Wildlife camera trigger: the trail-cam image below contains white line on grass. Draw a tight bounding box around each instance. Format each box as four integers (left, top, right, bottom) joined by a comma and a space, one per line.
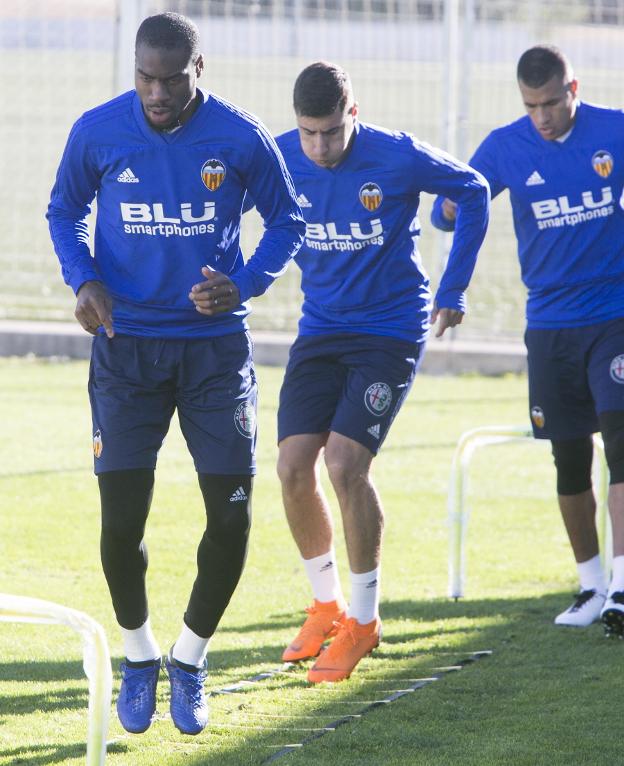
260, 650, 492, 764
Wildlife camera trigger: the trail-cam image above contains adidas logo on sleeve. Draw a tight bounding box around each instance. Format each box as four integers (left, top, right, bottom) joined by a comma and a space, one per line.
117, 167, 140, 183
296, 193, 312, 208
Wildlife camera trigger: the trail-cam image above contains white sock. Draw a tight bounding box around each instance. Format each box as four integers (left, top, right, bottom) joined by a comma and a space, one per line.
608, 555, 624, 595
172, 623, 210, 668
347, 567, 380, 625
302, 549, 344, 604
121, 617, 161, 663
577, 554, 607, 594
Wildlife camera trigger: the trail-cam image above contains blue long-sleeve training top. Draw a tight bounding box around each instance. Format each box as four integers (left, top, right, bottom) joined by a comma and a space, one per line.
275, 122, 490, 343
431, 102, 624, 329
47, 88, 305, 337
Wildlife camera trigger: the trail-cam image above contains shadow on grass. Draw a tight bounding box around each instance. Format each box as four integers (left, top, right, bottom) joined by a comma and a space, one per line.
0, 658, 85, 683
167, 591, 618, 765
198, 592, 582, 675
3, 686, 88, 716
0, 741, 129, 766
1, 592, 617, 766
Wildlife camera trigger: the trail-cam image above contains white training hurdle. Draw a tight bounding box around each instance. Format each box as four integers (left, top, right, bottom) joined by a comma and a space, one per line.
0, 594, 112, 765
447, 425, 611, 599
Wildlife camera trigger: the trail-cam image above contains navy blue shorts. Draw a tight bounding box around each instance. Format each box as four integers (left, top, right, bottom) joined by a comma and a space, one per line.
278, 333, 424, 454
525, 317, 624, 440
89, 332, 257, 475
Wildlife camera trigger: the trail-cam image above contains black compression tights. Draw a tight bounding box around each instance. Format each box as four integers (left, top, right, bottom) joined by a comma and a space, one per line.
185, 473, 253, 637
99, 469, 253, 636
99, 468, 154, 630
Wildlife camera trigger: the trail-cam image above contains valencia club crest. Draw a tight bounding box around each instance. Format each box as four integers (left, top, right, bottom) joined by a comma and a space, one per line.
359, 182, 383, 211
592, 150, 613, 178
201, 159, 226, 191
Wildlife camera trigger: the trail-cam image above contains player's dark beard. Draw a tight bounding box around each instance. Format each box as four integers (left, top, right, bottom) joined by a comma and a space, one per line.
152, 94, 201, 132
157, 116, 182, 132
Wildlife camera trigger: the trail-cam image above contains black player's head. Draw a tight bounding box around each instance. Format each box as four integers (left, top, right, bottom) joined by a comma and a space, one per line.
134, 13, 204, 131
136, 12, 200, 61
516, 46, 578, 141
293, 62, 358, 169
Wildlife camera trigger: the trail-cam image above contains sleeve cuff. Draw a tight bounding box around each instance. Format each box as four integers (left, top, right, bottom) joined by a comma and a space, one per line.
68, 267, 100, 296
434, 288, 466, 313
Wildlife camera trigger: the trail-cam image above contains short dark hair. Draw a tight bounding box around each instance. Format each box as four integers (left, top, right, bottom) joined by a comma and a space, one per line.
293, 61, 353, 117
135, 12, 200, 61
517, 45, 573, 88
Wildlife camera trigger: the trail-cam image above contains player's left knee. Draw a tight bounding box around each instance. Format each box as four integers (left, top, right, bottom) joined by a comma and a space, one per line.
325, 455, 370, 495
598, 410, 624, 484
324, 435, 373, 489
198, 473, 253, 543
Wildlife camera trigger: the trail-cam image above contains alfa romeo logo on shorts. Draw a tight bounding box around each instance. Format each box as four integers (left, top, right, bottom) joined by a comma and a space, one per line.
234, 401, 256, 438
530, 406, 545, 429
364, 382, 392, 416
609, 354, 624, 384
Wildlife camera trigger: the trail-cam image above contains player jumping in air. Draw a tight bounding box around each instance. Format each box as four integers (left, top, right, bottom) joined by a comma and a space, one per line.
47, 12, 304, 735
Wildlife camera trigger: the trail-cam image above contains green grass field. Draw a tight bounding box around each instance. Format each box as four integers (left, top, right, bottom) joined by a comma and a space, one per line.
0, 357, 621, 765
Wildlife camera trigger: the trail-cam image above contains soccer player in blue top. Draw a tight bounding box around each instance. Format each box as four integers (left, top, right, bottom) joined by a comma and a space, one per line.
47, 13, 304, 735
272, 61, 489, 682
432, 45, 624, 636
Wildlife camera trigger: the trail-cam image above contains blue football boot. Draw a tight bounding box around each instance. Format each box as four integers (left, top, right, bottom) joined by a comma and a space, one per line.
166, 654, 209, 735
116, 658, 161, 733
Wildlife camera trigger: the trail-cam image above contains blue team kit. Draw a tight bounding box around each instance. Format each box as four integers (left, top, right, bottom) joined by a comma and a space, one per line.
432, 102, 624, 329
278, 333, 424, 453
47, 88, 304, 337
276, 121, 489, 343
432, 101, 624, 438
89, 332, 257, 474
47, 88, 304, 471
525, 318, 624, 440
274, 121, 489, 447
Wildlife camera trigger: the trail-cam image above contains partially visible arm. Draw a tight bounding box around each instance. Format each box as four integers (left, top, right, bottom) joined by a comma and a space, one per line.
430, 135, 505, 235
410, 139, 490, 323
47, 119, 114, 334
46, 119, 102, 295
228, 127, 305, 303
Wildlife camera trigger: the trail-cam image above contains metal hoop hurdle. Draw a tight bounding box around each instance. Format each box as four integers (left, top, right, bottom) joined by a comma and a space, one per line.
447, 426, 611, 599
0, 594, 112, 765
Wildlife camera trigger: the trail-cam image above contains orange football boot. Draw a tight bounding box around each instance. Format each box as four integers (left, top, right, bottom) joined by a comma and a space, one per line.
282, 599, 347, 662
307, 616, 381, 683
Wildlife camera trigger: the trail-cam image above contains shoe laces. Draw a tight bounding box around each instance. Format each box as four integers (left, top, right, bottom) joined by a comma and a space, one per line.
171, 666, 207, 708
121, 665, 157, 711
570, 589, 597, 611
323, 618, 358, 658
610, 591, 624, 604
